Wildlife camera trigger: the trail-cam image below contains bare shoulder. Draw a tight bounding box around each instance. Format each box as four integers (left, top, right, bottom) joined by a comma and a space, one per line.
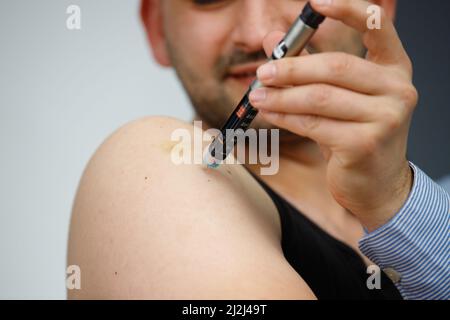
68, 116, 315, 299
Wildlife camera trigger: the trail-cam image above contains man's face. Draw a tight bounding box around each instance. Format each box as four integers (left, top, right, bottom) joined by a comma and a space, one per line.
144, 0, 366, 136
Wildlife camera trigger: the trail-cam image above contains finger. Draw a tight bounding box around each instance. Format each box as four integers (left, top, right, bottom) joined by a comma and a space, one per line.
311, 0, 411, 71
249, 84, 381, 122
258, 111, 361, 149
257, 52, 402, 95
262, 31, 286, 58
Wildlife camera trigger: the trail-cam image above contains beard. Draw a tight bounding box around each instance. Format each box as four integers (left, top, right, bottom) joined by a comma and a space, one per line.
164, 41, 305, 142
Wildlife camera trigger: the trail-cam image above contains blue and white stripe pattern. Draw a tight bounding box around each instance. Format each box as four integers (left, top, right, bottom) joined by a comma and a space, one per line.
359, 162, 450, 300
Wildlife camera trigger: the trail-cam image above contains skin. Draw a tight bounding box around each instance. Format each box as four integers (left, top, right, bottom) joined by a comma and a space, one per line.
68, 117, 315, 299
68, 0, 418, 298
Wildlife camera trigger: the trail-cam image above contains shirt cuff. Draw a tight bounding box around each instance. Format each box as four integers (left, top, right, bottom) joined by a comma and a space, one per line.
358, 161, 450, 300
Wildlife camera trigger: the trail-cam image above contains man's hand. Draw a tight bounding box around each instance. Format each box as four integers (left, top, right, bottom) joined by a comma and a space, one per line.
249, 0, 417, 232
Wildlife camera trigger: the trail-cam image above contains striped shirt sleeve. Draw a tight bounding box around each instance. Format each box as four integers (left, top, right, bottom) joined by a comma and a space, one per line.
358, 161, 450, 300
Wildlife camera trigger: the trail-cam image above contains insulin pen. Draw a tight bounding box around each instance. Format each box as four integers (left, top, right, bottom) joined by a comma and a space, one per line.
203, 2, 325, 169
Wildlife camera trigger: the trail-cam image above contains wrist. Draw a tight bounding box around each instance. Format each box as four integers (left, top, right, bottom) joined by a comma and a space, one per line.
359, 161, 414, 233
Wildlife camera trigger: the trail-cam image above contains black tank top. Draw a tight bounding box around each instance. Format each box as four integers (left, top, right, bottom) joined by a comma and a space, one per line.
254, 176, 402, 300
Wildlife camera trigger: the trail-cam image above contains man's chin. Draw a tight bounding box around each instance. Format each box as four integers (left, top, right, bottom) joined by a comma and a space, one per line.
224, 76, 257, 100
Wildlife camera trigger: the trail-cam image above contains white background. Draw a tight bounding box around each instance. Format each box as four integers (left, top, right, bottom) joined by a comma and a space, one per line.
0, 0, 192, 299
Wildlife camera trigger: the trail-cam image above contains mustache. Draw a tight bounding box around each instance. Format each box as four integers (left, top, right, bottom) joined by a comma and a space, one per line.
214, 44, 317, 79
214, 49, 268, 78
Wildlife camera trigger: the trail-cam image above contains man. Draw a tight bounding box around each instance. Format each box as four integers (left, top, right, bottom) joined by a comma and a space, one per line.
67, 0, 449, 299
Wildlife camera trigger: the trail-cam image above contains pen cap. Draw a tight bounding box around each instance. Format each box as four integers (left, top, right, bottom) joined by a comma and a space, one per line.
300, 2, 326, 29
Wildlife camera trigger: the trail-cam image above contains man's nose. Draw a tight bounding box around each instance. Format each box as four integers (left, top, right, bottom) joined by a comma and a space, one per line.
230, 1, 283, 54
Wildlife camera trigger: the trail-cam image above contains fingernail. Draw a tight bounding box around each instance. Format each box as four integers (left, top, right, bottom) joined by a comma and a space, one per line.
313, 0, 332, 6
257, 63, 276, 81
249, 88, 267, 103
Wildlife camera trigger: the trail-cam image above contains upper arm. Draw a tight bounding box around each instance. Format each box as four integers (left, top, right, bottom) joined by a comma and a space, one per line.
67, 116, 315, 299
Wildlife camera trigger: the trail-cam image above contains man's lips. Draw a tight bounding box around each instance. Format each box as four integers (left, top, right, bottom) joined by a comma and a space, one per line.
225, 61, 266, 87
227, 61, 265, 77
224, 49, 314, 87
